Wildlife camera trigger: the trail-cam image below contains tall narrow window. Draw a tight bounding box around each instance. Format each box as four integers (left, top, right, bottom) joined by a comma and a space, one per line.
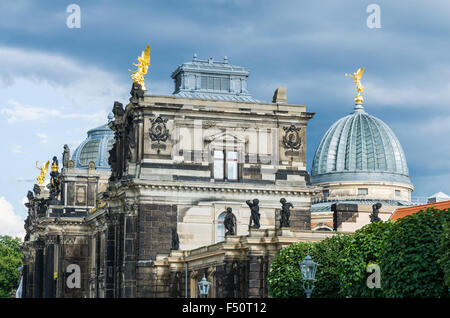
213, 150, 224, 180
226, 151, 238, 180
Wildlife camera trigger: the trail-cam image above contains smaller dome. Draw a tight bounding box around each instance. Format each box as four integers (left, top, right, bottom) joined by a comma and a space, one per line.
72, 119, 115, 170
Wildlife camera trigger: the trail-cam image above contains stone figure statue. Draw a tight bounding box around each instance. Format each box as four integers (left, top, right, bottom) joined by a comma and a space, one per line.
280, 198, 293, 228
33, 184, 41, 196
112, 101, 124, 118
370, 203, 382, 223
26, 191, 34, 202
62, 144, 70, 168
171, 228, 179, 250
49, 156, 61, 204
224, 207, 235, 236
246, 199, 261, 229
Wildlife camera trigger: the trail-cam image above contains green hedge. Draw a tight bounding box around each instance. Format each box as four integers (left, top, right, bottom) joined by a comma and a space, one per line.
381, 207, 450, 297
267, 207, 450, 298
338, 221, 393, 297
439, 221, 450, 288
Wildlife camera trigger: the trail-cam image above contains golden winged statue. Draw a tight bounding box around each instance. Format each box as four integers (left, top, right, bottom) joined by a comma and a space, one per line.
36, 160, 50, 186
129, 45, 150, 90
345, 67, 365, 103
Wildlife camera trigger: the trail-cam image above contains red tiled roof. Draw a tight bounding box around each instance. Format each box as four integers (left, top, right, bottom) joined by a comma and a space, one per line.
389, 200, 450, 221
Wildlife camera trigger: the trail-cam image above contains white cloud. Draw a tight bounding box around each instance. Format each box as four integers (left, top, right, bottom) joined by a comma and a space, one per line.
0, 46, 129, 119
0, 197, 25, 239
37, 132, 48, 144
13, 145, 24, 154
2, 99, 108, 125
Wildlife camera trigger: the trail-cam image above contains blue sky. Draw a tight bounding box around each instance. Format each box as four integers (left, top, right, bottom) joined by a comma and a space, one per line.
1, 0, 449, 237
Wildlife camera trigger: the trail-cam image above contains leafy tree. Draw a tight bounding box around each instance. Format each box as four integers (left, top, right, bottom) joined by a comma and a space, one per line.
267, 241, 312, 298
338, 221, 394, 298
381, 207, 450, 297
267, 234, 351, 298
307, 233, 351, 298
0, 235, 23, 298
439, 221, 450, 288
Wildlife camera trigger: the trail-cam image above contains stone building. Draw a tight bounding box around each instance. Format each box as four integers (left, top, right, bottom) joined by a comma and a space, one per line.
21, 56, 415, 298
21, 56, 329, 298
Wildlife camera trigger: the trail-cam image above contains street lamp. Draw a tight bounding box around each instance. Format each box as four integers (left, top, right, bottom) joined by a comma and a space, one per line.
299, 254, 318, 298
197, 274, 211, 298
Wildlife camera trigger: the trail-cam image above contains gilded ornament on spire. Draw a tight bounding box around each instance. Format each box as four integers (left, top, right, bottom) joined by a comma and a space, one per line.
129, 45, 150, 90
36, 160, 50, 186
345, 67, 365, 103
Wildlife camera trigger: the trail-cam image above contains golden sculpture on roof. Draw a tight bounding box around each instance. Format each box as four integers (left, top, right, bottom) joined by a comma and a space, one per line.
36, 160, 50, 186
345, 67, 365, 103
130, 45, 150, 90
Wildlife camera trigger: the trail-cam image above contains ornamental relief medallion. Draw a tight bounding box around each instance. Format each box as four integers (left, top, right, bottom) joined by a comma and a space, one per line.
282, 125, 302, 151
149, 115, 170, 154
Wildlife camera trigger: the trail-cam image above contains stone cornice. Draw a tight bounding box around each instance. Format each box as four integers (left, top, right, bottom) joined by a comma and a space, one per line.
117, 179, 322, 197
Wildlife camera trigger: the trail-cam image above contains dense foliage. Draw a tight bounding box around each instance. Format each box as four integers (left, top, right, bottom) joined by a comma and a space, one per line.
338, 221, 393, 297
0, 236, 23, 298
268, 207, 450, 298
439, 220, 450, 288
381, 207, 450, 297
267, 234, 351, 298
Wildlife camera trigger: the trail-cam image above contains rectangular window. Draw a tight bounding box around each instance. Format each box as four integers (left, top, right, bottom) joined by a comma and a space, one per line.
201, 76, 207, 89
226, 151, 238, 180
358, 188, 368, 195
395, 190, 401, 197
213, 150, 224, 180
323, 190, 329, 199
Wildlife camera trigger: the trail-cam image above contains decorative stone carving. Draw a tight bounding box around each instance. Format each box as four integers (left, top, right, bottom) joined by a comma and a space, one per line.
171, 228, 179, 250
108, 142, 118, 181
246, 199, 261, 229
126, 116, 135, 160
370, 203, 382, 223
282, 125, 301, 151
48, 156, 61, 204
112, 101, 124, 118
67, 160, 75, 169
150, 115, 169, 154
224, 207, 235, 236
190, 270, 198, 279
130, 82, 144, 101
280, 198, 293, 227
27, 191, 34, 202
62, 144, 70, 168
33, 184, 41, 196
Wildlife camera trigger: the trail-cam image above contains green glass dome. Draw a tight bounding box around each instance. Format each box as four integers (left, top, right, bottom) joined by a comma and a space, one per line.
71, 114, 115, 170
311, 103, 412, 185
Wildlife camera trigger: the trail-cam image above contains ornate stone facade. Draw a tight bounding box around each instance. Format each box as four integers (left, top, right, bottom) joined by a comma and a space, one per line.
21, 57, 325, 298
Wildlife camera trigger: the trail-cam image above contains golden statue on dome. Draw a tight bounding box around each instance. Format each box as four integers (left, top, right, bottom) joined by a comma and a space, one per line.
36, 160, 50, 186
130, 45, 150, 90
346, 67, 365, 103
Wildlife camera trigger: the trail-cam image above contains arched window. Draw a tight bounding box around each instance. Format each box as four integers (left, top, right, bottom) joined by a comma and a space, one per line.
217, 211, 236, 242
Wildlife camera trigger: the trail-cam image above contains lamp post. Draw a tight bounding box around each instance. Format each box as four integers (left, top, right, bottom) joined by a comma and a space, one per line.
197, 274, 211, 298
299, 254, 318, 298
